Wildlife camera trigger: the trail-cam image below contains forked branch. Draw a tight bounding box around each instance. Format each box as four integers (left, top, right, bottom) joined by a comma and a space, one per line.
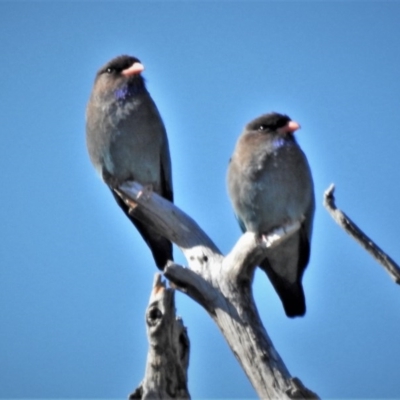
119, 181, 318, 399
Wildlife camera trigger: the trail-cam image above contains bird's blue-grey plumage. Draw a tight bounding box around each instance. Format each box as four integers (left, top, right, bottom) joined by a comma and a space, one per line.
86, 55, 173, 270
227, 112, 315, 317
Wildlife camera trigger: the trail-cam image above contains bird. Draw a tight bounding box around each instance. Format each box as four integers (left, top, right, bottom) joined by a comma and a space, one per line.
86, 55, 173, 270
227, 112, 315, 317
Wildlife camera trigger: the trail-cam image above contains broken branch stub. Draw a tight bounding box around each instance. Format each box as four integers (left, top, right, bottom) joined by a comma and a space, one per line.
130, 274, 190, 400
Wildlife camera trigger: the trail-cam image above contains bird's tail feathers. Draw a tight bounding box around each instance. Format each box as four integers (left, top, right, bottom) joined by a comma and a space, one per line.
131, 217, 173, 270
259, 259, 306, 318
111, 190, 173, 270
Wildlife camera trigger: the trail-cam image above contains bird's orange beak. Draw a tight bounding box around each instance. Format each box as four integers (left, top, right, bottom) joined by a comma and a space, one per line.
282, 120, 301, 134
121, 62, 145, 76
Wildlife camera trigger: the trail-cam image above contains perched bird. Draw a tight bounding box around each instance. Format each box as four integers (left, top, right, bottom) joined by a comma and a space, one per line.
227, 112, 315, 317
86, 55, 173, 270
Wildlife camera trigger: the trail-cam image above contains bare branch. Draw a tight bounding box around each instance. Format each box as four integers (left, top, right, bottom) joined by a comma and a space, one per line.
224, 222, 302, 282
130, 274, 190, 400
323, 184, 400, 284
118, 181, 318, 399
117, 182, 221, 273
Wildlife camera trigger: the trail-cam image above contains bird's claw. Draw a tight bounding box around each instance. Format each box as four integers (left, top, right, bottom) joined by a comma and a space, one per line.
136, 184, 153, 201
114, 189, 139, 213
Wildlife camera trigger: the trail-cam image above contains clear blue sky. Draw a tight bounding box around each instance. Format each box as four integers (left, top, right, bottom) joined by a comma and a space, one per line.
1, 2, 400, 398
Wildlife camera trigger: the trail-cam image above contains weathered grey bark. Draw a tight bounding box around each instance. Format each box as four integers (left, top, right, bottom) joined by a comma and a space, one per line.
130, 274, 190, 400
117, 182, 318, 399
323, 184, 400, 284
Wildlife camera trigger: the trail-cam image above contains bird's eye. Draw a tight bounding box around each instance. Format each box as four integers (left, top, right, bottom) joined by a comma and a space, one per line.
258, 125, 266, 131
105, 67, 115, 74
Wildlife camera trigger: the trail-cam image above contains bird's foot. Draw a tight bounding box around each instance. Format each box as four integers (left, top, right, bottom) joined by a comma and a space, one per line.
136, 184, 153, 201
113, 190, 139, 214
261, 218, 303, 248
261, 232, 282, 247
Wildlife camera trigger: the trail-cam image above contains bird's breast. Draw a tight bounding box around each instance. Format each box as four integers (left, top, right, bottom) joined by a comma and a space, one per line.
87, 91, 166, 192
229, 141, 313, 234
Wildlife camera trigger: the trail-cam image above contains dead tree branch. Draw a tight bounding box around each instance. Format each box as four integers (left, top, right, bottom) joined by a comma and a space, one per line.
323, 184, 400, 284
118, 181, 318, 399
130, 274, 190, 400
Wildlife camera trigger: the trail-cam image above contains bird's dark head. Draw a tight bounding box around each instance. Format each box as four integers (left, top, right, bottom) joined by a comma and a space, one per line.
98, 55, 143, 77
93, 55, 147, 100
246, 112, 300, 136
